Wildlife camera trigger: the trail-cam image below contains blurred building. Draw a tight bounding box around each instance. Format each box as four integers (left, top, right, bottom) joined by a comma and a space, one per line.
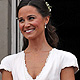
0, 0, 23, 79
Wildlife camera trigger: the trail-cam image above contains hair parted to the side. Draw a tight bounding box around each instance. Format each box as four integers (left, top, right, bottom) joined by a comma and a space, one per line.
17, 0, 59, 50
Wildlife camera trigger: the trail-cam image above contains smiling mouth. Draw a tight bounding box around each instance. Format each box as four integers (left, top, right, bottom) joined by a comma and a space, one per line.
25, 28, 35, 33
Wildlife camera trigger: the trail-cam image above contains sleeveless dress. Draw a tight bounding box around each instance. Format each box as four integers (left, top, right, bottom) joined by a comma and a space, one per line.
0, 48, 79, 80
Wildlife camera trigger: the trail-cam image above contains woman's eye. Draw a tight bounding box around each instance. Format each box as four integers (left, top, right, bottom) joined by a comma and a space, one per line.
28, 17, 35, 20
19, 19, 24, 22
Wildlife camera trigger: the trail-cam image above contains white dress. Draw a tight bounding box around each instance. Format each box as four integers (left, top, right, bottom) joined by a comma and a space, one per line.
0, 48, 79, 80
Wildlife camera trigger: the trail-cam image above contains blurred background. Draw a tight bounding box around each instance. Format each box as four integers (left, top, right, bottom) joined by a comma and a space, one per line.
0, 0, 79, 80
47, 0, 80, 79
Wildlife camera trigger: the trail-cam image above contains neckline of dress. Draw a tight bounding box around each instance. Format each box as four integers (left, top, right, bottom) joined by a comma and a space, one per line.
23, 48, 55, 80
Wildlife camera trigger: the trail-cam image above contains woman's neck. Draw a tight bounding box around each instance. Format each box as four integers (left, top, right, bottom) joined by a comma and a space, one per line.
25, 33, 52, 52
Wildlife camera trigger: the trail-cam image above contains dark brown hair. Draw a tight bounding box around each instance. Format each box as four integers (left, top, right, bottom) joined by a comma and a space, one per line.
17, 0, 59, 50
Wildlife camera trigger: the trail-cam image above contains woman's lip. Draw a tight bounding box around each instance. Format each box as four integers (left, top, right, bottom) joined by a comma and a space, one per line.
24, 28, 35, 33
24, 28, 35, 31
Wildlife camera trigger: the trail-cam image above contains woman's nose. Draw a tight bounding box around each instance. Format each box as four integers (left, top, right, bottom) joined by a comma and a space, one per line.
24, 21, 30, 27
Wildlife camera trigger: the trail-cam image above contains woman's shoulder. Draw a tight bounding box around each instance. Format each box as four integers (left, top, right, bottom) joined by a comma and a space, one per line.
51, 48, 78, 64
52, 48, 79, 73
52, 48, 76, 58
1, 51, 24, 65
0, 51, 24, 72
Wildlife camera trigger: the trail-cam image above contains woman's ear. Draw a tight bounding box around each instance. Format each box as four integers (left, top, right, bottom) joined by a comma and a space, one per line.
45, 16, 50, 25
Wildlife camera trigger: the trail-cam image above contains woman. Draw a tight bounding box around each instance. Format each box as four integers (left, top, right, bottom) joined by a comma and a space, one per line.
0, 0, 79, 80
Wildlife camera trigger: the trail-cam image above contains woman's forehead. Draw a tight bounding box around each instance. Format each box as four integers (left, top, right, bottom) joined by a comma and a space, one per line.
18, 6, 42, 17
19, 6, 37, 12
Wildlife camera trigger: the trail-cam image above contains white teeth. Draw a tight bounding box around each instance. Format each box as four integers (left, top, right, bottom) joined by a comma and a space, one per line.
26, 29, 34, 33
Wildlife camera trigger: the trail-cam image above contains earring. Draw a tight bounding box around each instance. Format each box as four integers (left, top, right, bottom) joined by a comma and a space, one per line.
45, 23, 47, 28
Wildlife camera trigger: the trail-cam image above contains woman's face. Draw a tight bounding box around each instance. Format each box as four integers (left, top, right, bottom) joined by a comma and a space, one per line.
18, 5, 49, 40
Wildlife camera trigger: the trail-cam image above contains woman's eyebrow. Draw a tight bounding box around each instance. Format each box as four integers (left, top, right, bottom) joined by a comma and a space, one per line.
27, 15, 36, 18
18, 15, 36, 20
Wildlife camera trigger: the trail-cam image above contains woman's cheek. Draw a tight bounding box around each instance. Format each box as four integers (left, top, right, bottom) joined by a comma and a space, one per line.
32, 20, 41, 28
19, 23, 23, 30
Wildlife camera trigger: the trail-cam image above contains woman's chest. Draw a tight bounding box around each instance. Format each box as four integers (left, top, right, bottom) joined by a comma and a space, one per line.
25, 52, 49, 79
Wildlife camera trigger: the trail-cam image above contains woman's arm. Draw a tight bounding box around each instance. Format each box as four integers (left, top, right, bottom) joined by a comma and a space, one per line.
61, 67, 75, 80
2, 70, 13, 80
